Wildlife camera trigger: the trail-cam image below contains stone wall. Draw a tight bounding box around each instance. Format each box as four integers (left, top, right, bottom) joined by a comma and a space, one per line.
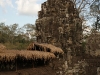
35, 0, 82, 55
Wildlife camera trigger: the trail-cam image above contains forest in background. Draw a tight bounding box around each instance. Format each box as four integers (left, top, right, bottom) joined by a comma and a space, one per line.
0, 22, 36, 50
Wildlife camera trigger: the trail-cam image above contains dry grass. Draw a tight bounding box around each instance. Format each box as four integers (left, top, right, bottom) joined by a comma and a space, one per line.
19, 50, 55, 60
0, 50, 56, 62
0, 43, 63, 62
27, 43, 64, 54
0, 53, 16, 62
38, 43, 64, 54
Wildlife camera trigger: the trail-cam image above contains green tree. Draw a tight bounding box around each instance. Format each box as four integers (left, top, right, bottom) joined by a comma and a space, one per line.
23, 23, 36, 40
8, 23, 19, 44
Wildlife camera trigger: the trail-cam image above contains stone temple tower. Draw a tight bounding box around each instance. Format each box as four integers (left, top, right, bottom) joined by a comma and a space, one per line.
35, 0, 82, 55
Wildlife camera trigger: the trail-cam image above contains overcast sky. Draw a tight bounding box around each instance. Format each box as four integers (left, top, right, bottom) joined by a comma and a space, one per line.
0, 0, 47, 27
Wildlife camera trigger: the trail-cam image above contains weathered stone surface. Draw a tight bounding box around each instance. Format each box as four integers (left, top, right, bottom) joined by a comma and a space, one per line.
35, 0, 82, 55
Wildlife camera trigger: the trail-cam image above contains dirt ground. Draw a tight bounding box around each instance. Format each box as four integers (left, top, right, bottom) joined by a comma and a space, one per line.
0, 66, 56, 75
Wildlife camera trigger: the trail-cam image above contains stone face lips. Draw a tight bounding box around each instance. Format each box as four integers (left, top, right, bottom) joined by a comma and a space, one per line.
35, 0, 82, 54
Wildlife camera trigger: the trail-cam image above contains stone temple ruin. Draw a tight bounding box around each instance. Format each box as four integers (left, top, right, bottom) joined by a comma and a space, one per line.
35, 0, 82, 56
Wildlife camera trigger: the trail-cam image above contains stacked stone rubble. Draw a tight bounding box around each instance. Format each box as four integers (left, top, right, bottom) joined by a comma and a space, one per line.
35, 0, 82, 56
86, 31, 100, 56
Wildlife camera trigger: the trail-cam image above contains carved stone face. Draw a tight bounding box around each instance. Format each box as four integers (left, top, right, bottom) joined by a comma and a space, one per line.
36, 0, 82, 49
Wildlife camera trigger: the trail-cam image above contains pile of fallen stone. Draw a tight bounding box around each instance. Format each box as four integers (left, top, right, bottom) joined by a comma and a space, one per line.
55, 59, 88, 75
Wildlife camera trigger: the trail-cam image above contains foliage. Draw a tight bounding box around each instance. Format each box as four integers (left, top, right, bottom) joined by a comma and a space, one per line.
0, 22, 36, 50
71, 0, 92, 13
94, 16, 100, 30
90, 0, 100, 16
4, 42, 29, 50
90, 0, 100, 30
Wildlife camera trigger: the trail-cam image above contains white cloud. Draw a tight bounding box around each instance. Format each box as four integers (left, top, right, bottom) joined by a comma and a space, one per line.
2, 19, 7, 22
15, 0, 41, 16
0, 19, 7, 23
6, 0, 13, 8
0, 0, 5, 7
0, 0, 13, 13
